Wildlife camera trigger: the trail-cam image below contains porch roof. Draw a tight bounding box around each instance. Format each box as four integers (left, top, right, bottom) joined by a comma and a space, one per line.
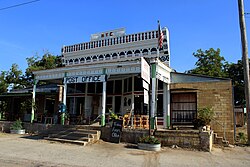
171, 72, 231, 83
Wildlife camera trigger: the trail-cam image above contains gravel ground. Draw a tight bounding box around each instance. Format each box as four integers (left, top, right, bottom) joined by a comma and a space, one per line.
0, 133, 250, 167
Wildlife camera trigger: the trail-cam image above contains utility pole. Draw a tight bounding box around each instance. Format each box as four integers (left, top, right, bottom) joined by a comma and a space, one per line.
238, 0, 250, 144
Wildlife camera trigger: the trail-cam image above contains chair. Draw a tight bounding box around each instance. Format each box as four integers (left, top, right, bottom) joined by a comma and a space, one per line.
123, 112, 131, 128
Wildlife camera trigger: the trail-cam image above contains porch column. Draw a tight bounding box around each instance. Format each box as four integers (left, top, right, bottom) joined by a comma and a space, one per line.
101, 69, 107, 126
163, 83, 170, 128
150, 61, 157, 132
31, 79, 38, 123
101, 81, 107, 126
131, 76, 135, 128
61, 74, 67, 125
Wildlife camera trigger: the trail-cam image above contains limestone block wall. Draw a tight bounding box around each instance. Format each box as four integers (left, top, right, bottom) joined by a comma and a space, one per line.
170, 80, 234, 143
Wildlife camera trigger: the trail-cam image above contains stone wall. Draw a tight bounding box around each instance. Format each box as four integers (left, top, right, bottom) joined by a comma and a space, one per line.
170, 80, 234, 143
155, 129, 213, 152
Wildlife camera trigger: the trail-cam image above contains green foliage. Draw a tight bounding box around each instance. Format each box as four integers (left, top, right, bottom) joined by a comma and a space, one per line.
138, 135, 160, 144
187, 48, 227, 77
24, 52, 63, 87
0, 71, 8, 93
193, 107, 214, 128
110, 112, 118, 120
225, 60, 245, 105
187, 48, 247, 105
10, 119, 23, 130
238, 132, 247, 144
5, 64, 24, 90
108, 108, 118, 120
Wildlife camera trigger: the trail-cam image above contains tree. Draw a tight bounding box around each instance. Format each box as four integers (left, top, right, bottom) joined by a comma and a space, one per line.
225, 60, 245, 105
0, 71, 8, 93
5, 64, 24, 90
24, 52, 63, 87
187, 48, 227, 77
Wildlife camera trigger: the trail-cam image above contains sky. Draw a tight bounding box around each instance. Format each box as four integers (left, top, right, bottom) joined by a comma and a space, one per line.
0, 0, 249, 73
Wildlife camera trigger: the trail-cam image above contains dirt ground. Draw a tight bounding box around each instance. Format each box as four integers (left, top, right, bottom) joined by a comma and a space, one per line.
0, 133, 250, 167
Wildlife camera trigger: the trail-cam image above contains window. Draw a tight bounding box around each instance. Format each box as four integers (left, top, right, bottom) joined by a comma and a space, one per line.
171, 93, 197, 125
87, 83, 95, 93
134, 77, 143, 91
112, 53, 118, 59
107, 81, 114, 94
76, 83, 85, 93
127, 51, 132, 57
128, 77, 132, 92
99, 55, 104, 61
105, 54, 111, 60
92, 56, 97, 61
114, 80, 122, 94
74, 59, 79, 64
96, 82, 103, 93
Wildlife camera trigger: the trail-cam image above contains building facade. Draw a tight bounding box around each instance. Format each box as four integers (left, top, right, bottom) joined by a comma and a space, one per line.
2, 27, 234, 143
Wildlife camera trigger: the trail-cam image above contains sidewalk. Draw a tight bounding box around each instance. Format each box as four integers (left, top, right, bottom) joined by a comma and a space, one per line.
0, 133, 250, 167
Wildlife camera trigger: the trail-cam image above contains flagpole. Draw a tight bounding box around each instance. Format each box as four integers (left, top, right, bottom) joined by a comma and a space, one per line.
149, 20, 164, 136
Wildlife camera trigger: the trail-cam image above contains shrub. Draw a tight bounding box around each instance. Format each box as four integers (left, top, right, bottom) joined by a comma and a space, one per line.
10, 119, 23, 130
193, 107, 214, 128
138, 135, 160, 144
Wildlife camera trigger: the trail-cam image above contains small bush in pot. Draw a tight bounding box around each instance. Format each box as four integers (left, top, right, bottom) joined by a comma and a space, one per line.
138, 135, 161, 151
138, 135, 160, 144
10, 119, 25, 134
193, 107, 214, 130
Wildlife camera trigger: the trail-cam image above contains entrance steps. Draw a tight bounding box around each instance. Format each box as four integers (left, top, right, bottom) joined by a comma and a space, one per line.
213, 133, 229, 147
42, 126, 101, 146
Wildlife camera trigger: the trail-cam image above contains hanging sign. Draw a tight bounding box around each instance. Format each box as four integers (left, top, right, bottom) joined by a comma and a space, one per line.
141, 57, 150, 84
143, 80, 149, 91
66, 75, 106, 83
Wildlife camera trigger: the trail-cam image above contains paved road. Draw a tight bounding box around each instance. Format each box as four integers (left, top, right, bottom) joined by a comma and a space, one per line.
0, 133, 250, 167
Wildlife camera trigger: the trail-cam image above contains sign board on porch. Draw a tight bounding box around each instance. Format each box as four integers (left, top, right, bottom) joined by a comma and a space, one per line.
65, 75, 106, 84
141, 57, 150, 84
144, 89, 149, 104
142, 80, 149, 91
110, 119, 123, 143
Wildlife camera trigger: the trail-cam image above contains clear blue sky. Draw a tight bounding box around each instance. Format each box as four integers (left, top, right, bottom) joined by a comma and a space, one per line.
0, 0, 249, 73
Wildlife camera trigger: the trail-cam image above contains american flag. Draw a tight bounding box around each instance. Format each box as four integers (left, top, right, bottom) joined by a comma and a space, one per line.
158, 20, 164, 49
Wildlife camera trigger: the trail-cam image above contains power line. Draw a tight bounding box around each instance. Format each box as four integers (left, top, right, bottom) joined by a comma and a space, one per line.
0, 0, 40, 11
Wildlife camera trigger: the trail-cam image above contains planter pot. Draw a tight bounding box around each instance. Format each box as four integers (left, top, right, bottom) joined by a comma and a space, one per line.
10, 129, 25, 134
138, 143, 161, 151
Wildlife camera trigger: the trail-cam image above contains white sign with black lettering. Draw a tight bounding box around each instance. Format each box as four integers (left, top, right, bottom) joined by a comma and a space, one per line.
66, 75, 106, 84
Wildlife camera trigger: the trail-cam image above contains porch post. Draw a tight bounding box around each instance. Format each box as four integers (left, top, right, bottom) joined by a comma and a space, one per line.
61, 73, 67, 125
150, 60, 157, 132
101, 69, 107, 126
31, 79, 38, 123
163, 83, 170, 128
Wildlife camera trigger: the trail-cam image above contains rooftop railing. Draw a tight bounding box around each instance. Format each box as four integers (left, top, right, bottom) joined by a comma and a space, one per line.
62, 30, 159, 54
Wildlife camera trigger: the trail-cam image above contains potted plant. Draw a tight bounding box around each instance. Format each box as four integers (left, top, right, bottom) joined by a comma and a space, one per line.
10, 119, 25, 134
138, 135, 161, 151
107, 109, 118, 126
193, 107, 214, 131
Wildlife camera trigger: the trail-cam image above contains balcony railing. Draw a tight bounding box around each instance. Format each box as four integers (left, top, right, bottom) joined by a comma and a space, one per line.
62, 30, 159, 54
